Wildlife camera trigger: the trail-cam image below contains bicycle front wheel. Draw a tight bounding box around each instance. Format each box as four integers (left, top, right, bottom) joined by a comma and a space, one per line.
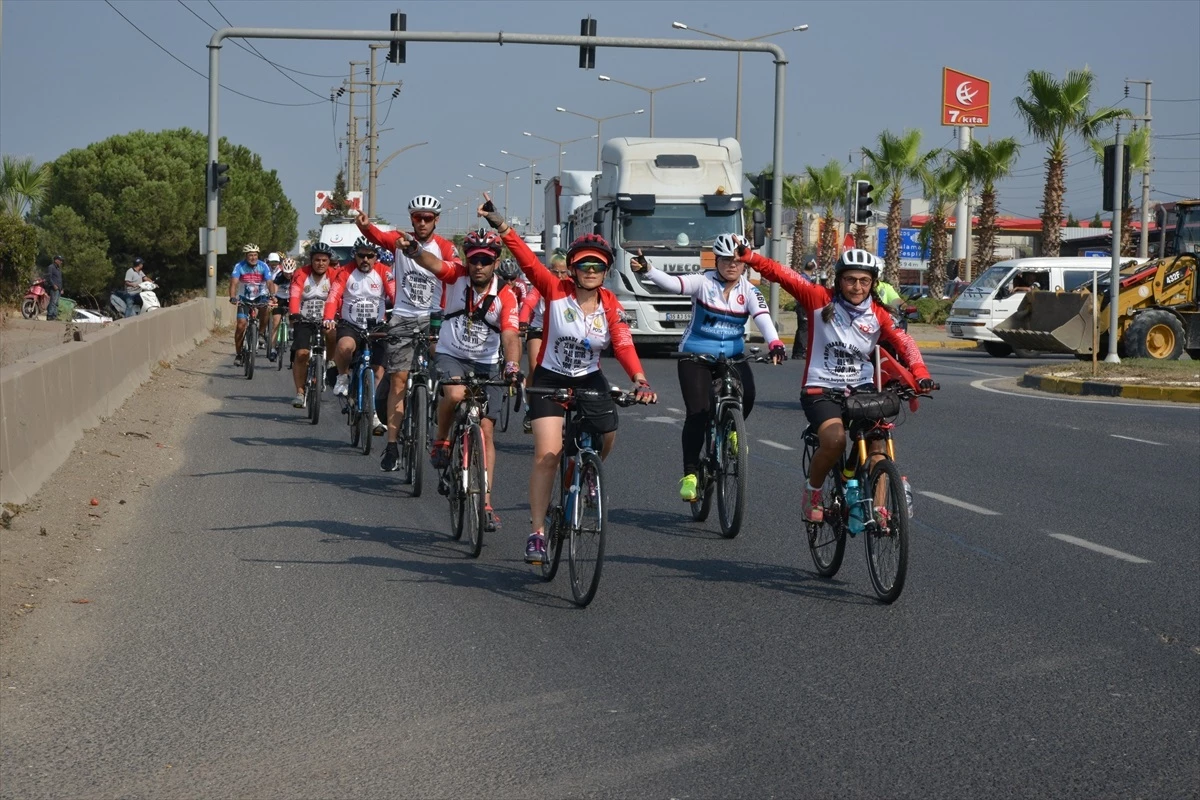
568, 451, 607, 607
865, 457, 909, 604
359, 369, 374, 456
541, 464, 565, 581
448, 435, 465, 541
804, 443, 847, 578
276, 321, 287, 371
465, 424, 486, 558
307, 352, 323, 425
407, 384, 427, 497
715, 405, 748, 538
244, 321, 257, 380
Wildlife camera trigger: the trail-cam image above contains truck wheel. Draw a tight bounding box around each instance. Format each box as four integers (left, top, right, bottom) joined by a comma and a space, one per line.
1187, 349, 1200, 361
983, 342, 1012, 358
1125, 310, 1185, 361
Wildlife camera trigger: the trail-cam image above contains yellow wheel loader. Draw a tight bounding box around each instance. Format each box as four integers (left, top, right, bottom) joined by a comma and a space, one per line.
994, 200, 1200, 361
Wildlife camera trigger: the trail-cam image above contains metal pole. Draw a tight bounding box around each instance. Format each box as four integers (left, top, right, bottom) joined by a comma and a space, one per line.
347, 62, 356, 192
367, 47, 378, 217
1106, 125, 1124, 363
768, 57, 786, 319
205, 40, 220, 305
953, 126, 971, 274
595, 121, 602, 170
1138, 81, 1152, 259
735, 51, 742, 142
528, 162, 536, 233
504, 173, 510, 220
649, 91, 655, 136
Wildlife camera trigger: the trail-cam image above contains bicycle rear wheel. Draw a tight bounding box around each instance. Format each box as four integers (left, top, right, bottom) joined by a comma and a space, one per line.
307, 352, 323, 425
803, 441, 847, 578
448, 436, 465, 541
689, 461, 714, 522
716, 405, 748, 538
359, 369, 374, 456
498, 388, 512, 433
568, 451, 607, 607
406, 384, 427, 496
276, 321, 286, 371
865, 457, 909, 603
465, 424, 486, 558
540, 465, 565, 581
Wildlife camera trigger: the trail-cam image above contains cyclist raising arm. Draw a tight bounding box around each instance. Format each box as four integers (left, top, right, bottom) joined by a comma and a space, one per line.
738, 245, 934, 522
630, 233, 786, 502
478, 194, 656, 564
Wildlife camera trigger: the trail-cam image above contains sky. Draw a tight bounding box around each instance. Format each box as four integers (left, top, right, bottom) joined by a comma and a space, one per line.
2, 0, 1198, 233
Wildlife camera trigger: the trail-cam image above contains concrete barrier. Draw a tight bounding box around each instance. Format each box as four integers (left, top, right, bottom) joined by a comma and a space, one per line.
0, 299, 227, 505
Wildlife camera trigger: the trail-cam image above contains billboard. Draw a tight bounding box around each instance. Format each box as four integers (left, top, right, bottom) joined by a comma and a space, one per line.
942, 67, 990, 127
315, 190, 363, 215
877, 227, 930, 271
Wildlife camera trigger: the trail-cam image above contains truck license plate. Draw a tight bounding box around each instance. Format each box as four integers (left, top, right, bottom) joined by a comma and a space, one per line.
949, 323, 963, 336
665, 312, 692, 322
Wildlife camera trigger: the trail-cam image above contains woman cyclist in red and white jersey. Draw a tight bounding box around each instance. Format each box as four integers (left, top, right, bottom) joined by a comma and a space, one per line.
286, 243, 339, 408
516, 248, 572, 433
737, 245, 936, 522
477, 196, 656, 564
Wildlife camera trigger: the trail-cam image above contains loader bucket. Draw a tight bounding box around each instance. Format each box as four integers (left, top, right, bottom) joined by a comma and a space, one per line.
992, 291, 1097, 354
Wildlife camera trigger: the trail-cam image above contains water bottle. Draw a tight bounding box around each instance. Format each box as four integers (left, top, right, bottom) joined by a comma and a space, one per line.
565, 483, 579, 525
902, 476, 915, 519
845, 479, 864, 536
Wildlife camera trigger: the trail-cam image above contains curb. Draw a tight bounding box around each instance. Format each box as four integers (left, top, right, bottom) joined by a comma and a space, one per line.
777, 334, 979, 351
1022, 373, 1200, 403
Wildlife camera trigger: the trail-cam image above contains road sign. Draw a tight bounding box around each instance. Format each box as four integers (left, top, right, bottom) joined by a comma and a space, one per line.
198, 226, 227, 255
1082, 249, 1109, 257
315, 190, 363, 215
942, 67, 990, 127
877, 227, 930, 260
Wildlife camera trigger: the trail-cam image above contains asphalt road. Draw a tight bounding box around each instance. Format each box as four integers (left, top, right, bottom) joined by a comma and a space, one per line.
3, 345, 1198, 799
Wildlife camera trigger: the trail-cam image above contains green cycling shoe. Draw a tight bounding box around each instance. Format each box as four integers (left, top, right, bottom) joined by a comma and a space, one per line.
679, 473, 699, 502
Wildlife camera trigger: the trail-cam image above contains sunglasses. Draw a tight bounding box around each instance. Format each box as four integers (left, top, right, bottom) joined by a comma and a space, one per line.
410, 213, 437, 223
356, 252, 377, 260
467, 255, 497, 266
840, 275, 873, 286
573, 260, 608, 274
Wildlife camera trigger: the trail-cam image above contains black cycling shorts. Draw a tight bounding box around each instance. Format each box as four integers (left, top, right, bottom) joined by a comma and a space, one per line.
526, 327, 544, 341
801, 393, 844, 429
527, 366, 618, 435
292, 321, 325, 353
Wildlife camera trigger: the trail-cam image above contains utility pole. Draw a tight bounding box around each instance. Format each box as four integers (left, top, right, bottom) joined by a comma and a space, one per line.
953, 126, 973, 281
345, 60, 367, 193
1106, 122, 1125, 363
1126, 78, 1153, 259
366, 44, 403, 217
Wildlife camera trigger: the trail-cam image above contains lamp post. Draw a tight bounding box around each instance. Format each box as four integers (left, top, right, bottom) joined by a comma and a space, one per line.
555, 107, 645, 169
477, 163, 522, 221
465, 173, 498, 200
597, 75, 706, 136
368, 141, 427, 218
522, 131, 598, 175
670, 21, 808, 142
500, 148, 560, 232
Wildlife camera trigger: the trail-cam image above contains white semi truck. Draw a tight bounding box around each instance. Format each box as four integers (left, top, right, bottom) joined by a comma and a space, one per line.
562, 138, 762, 345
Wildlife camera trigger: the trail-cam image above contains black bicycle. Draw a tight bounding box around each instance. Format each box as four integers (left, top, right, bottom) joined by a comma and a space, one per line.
528, 386, 643, 607
299, 316, 326, 425
396, 328, 434, 496
339, 321, 387, 457
437, 373, 509, 558
681, 350, 773, 538
237, 299, 270, 380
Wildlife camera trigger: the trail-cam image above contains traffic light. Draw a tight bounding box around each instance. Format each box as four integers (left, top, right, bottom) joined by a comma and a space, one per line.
210, 162, 230, 193
1102, 144, 1130, 212
579, 16, 596, 69
750, 173, 775, 224
388, 10, 406, 64
853, 180, 874, 224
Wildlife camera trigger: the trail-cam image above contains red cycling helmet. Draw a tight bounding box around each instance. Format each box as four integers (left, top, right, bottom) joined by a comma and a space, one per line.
463, 228, 503, 259
566, 233, 613, 267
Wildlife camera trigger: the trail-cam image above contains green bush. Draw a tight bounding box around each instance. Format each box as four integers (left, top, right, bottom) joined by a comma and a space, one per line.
915, 297, 953, 325
0, 212, 39, 302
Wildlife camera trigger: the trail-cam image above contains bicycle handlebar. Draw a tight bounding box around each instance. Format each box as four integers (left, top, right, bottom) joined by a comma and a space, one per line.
526, 385, 645, 408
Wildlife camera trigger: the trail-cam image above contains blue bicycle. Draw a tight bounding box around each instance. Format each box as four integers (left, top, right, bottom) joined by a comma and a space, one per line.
339, 321, 387, 456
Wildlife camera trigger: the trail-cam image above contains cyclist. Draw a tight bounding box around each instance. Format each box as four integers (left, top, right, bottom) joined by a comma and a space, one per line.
736, 245, 934, 522
370, 247, 399, 435
397, 227, 523, 530
229, 243, 276, 366
477, 195, 656, 564
630, 233, 787, 502
324, 237, 396, 397
518, 248, 572, 433
267, 254, 295, 363
354, 197, 457, 472
287, 243, 338, 408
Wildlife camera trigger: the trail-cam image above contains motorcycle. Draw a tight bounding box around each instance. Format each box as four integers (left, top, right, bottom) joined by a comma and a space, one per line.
109, 280, 161, 318
21, 278, 50, 319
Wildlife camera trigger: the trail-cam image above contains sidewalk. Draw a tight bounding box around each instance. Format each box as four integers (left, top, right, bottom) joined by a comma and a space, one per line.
773, 315, 979, 351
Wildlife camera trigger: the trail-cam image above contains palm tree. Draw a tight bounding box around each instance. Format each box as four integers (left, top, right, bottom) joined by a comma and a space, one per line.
952, 137, 1021, 271
781, 174, 812, 269
1013, 68, 1128, 257
805, 160, 846, 271
863, 130, 939, 285
1088, 127, 1150, 256
0, 155, 49, 219
918, 159, 966, 299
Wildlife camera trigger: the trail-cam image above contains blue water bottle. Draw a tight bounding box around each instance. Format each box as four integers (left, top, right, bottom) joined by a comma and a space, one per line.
845, 479, 865, 536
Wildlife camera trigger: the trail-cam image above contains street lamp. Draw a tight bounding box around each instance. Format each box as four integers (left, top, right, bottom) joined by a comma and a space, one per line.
555, 107, 645, 170
522, 131, 598, 175
368, 140, 428, 217
465, 173, 499, 203
477, 163, 523, 220
597, 75, 706, 136
670, 21, 808, 142
500, 148, 561, 232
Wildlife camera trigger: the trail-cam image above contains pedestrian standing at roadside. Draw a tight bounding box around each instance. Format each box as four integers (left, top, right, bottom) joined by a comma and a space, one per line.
123, 257, 147, 318
793, 258, 818, 358
45, 255, 64, 320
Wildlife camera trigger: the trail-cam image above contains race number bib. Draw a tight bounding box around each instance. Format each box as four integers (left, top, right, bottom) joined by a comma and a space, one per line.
351, 298, 378, 325
301, 298, 325, 319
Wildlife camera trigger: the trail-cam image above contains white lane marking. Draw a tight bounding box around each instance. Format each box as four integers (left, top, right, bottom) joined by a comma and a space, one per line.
758, 439, 795, 451
666, 407, 685, 415
1111, 434, 1166, 446
918, 491, 1001, 516
971, 378, 1200, 410
1047, 532, 1152, 564
921, 359, 1008, 378
642, 416, 681, 425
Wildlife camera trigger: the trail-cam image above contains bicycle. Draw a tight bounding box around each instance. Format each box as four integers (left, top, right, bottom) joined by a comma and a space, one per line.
395, 328, 435, 496
436, 373, 509, 558
339, 320, 387, 457
800, 366, 935, 604
298, 317, 326, 426
681, 349, 772, 538
237, 299, 270, 380
527, 386, 643, 607
272, 311, 292, 371
497, 381, 524, 433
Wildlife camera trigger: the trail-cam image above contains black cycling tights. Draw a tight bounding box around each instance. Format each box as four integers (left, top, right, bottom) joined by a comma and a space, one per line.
678, 358, 756, 475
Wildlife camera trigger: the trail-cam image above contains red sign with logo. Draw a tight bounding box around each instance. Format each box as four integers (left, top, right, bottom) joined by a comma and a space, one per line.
941, 67, 990, 127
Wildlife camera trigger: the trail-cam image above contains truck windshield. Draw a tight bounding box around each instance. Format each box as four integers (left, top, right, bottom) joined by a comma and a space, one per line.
1178, 204, 1200, 254
620, 204, 740, 249
966, 265, 1013, 293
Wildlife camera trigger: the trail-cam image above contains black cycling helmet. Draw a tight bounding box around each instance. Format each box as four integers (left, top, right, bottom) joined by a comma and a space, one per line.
353, 235, 375, 252
310, 242, 334, 257
496, 258, 521, 282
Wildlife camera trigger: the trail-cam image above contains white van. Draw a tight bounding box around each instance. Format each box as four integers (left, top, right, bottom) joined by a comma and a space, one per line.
947, 257, 1137, 357
319, 219, 394, 267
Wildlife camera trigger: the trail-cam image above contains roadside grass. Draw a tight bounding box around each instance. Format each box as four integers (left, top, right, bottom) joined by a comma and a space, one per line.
1029, 358, 1200, 385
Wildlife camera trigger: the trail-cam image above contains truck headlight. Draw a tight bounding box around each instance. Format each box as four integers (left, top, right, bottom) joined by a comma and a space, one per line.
624, 309, 638, 329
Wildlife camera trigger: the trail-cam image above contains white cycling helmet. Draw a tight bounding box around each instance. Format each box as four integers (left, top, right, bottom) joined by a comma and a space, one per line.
835, 248, 882, 278
712, 233, 747, 258
280, 257, 297, 273
242, 243, 260, 254
408, 194, 441, 214
266, 251, 281, 264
